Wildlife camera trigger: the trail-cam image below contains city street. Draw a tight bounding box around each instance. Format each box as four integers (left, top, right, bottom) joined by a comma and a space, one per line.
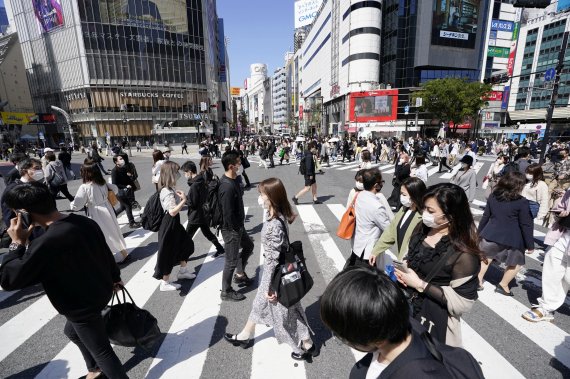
0, 147, 568, 379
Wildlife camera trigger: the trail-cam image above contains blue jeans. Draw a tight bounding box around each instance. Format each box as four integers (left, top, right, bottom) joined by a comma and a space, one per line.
220, 226, 254, 293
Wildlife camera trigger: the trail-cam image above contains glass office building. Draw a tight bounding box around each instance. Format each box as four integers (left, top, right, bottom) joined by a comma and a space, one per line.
10, 0, 220, 143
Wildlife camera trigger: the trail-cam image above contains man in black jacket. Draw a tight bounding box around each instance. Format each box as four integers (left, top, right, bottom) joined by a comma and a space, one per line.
181, 160, 224, 257
4, 152, 26, 185
0, 182, 128, 379
267, 139, 276, 168
218, 152, 254, 301
111, 154, 141, 228
292, 142, 321, 205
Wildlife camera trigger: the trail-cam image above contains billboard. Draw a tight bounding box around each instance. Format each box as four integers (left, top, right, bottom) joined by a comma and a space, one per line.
0, 112, 37, 125
230, 87, 241, 96
33, 0, 64, 33
349, 90, 398, 122
294, 0, 323, 29
488, 46, 510, 58
491, 19, 514, 32
558, 0, 570, 12
431, 0, 482, 49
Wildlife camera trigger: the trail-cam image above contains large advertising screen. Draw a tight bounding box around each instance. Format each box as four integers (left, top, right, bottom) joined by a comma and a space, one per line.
431, 0, 482, 49
294, 0, 323, 29
349, 90, 398, 123
98, 0, 188, 33
33, 0, 64, 33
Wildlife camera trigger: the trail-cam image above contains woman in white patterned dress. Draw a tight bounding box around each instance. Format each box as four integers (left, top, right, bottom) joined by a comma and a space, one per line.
224, 178, 317, 361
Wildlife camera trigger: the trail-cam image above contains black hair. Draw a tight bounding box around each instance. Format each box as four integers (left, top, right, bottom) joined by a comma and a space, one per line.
493, 171, 526, 202
354, 169, 365, 182
10, 152, 27, 165
422, 183, 484, 260
3, 181, 56, 215
320, 267, 410, 346
180, 160, 197, 174
362, 168, 382, 191
414, 155, 426, 166
518, 147, 530, 158
401, 177, 427, 210
18, 158, 42, 176
222, 152, 240, 171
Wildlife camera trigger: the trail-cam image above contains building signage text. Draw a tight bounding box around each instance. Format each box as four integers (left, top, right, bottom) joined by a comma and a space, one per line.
120, 92, 184, 99
491, 19, 514, 32
440, 31, 469, 41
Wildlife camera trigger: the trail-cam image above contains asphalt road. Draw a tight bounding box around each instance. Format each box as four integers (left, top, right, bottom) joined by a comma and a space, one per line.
0, 147, 569, 379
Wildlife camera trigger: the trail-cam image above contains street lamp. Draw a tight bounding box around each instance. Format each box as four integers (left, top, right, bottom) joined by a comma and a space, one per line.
120, 104, 133, 157
51, 105, 75, 150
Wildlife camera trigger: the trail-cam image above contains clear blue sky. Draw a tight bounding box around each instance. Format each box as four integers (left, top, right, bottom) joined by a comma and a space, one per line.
217, 0, 295, 88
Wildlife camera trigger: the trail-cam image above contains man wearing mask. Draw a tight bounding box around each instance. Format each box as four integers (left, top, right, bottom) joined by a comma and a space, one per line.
111, 154, 141, 228
0, 182, 128, 379
552, 148, 570, 192
218, 152, 255, 301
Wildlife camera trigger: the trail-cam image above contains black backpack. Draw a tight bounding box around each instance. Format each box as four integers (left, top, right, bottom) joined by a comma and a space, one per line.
299, 155, 307, 175
141, 192, 165, 232
498, 161, 519, 177
203, 174, 223, 229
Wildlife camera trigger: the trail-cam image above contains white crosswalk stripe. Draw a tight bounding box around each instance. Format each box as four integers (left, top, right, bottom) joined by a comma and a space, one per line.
1, 200, 569, 379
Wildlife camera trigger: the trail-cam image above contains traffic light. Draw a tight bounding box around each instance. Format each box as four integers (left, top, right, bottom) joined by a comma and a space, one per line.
512, 0, 551, 8
484, 72, 510, 85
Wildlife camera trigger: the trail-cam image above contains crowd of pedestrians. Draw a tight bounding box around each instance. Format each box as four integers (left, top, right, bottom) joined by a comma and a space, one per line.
0, 133, 569, 378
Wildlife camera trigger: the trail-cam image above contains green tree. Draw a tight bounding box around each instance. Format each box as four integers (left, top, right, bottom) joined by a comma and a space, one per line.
413, 78, 492, 136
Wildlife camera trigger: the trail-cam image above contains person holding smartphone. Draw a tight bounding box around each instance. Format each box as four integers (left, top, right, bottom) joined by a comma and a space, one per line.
0, 181, 128, 379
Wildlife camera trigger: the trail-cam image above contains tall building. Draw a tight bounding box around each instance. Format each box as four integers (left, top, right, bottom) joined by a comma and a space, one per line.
272, 53, 293, 133
243, 63, 270, 133
9, 0, 223, 144
509, 5, 570, 140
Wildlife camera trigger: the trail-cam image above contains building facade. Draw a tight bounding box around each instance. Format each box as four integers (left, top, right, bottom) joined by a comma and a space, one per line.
242, 63, 271, 133
272, 64, 288, 132
10, 0, 223, 145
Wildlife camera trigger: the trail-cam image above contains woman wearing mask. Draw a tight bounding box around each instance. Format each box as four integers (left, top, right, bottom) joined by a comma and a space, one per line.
411, 155, 429, 185
151, 150, 165, 191
181, 160, 225, 258
387, 152, 411, 210
394, 183, 482, 346
154, 161, 196, 291
224, 178, 316, 361
346, 170, 365, 207
44, 151, 74, 201
70, 160, 129, 263
370, 177, 426, 265
451, 155, 477, 203
522, 163, 549, 224
359, 149, 373, 169
484, 155, 507, 198
478, 172, 534, 296
111, 154, 141, 228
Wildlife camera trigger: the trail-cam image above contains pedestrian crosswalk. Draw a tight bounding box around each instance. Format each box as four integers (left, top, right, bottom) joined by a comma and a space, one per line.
0, 201, 569, 378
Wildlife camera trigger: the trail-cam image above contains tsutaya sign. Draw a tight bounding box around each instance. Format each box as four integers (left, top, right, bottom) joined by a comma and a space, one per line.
120, 92, 184, 99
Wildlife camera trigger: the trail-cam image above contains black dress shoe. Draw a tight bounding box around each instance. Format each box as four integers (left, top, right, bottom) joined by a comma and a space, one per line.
224, 333, 251, 348
233, 273, 254, 287
292, 196, 299, 205
495, 285, 514, 297
291, 344, 319, 361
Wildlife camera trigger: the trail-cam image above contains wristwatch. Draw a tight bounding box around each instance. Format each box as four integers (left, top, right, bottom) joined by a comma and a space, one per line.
8, 242, 23, 252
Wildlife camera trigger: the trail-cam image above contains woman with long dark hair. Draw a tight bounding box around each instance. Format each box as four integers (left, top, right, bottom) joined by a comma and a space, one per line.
478, 171, 534, 295
395, 183, 483, 347
70, 159, 129, 263
224, 178, 316, 361
522, 163, 549, 223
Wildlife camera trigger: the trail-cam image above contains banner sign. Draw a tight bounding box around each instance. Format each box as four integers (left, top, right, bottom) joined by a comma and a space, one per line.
491, 19, 514, 32
230, 87, 241, 96
33, 0, 64, 33
294, 0, 323, 29
485, 91, 504, 101
0, 112, 36, 125
488, 46, 510, 58
558, 0, 570, 12
501, 86, 510, 110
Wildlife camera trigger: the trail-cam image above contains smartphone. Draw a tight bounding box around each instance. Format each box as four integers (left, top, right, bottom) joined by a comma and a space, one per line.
16, 210, 32, 230
393, 260, 409, 273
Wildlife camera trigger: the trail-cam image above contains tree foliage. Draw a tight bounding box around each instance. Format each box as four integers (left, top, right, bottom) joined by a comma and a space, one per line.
412, 78, 492, 135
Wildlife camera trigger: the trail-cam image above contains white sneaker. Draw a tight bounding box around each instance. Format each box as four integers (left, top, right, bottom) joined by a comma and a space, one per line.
178, 270, 197, 280
160, 281, 181, 291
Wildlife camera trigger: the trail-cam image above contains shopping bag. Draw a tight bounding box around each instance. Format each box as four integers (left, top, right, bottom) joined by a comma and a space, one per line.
102, 285, 161, 351
336, 192, 360, 240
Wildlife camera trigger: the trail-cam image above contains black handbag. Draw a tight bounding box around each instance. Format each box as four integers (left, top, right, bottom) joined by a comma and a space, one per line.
271, 218, 314, 307
241, 156, 251, 169
102, 285, 161, 351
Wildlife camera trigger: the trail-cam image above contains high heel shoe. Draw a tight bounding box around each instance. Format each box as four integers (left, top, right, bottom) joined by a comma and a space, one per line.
291, 344, 319, 361
223, 333, 251, 349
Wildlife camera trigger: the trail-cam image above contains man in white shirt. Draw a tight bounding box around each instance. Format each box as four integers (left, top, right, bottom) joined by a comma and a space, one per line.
348, 169, 393, 267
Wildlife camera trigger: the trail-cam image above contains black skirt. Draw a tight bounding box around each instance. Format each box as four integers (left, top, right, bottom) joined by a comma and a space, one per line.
153, 213, 192, 279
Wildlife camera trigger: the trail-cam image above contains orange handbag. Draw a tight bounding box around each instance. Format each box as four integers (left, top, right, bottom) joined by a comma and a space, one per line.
336, 192, 360, 240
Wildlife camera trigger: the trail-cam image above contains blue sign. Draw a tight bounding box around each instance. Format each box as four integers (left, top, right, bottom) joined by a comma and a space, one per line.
558, 0, 570, 12
501, 86, 510, 110
544, 68, 556, 82
489, 30, 497, 40
404, 105, 410, 114
491, 19, 514, 32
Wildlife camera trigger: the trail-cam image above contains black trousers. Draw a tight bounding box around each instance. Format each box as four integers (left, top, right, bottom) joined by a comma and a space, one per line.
220, 226, 254, 293
186, 223, 224, 252
439, 157, 452, 172
115, 196, 135, 224
63, 313, 128, 378
268, 154, 275, 167
51, 184, 74, 201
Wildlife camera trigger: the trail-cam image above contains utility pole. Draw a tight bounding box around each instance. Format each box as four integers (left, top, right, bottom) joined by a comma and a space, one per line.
540, 31, 569, 164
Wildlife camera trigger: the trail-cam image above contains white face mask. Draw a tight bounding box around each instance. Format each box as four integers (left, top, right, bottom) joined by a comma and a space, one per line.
526, 174, 534, 181
355, 182, 364, 191
400, 195, 412, 208
31, 170, 44, 181
422, 211, 449, 229
258, 195, 268, 209
399, 159, 405, 165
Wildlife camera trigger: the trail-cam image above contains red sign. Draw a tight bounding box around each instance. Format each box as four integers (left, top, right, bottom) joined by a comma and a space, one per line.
485, 91, 504, 101
349, 90, 398, 122
299, 105, 303, 120
507, 41, 517, 76
449, 121, 472, 130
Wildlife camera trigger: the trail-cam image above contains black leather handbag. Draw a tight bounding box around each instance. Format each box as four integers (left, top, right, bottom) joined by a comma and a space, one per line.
102, 285, 161, 351
271, 218, 313, 308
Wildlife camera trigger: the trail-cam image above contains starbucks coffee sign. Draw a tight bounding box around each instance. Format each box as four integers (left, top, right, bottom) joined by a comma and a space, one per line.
120, 92, 184, 99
